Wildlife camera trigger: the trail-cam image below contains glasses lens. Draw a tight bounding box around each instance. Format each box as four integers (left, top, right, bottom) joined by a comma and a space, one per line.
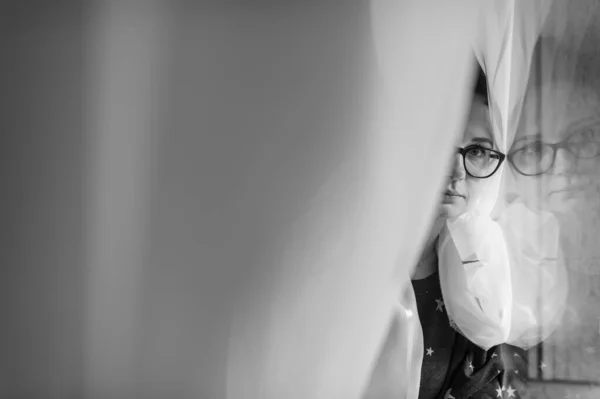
463, 146, 500, 177
568, 127, 600, 158
510, 141, 554, 175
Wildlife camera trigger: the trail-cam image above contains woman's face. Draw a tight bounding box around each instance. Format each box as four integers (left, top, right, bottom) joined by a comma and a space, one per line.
508, 81, 600, 216
438, 96, 499, 220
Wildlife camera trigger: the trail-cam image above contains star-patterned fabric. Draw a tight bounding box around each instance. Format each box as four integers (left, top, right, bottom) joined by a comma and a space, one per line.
493, 345, 528, 399
432, 341, 522, 399
412, 272, 458, 399
412, 272, 529, 399
429, 333, 530, 399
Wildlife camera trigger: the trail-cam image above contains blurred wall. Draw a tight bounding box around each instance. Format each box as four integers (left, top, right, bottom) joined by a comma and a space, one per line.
0, 2, 85, 398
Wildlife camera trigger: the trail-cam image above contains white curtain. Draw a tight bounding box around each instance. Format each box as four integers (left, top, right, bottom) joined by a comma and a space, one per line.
6, 1, 600, 398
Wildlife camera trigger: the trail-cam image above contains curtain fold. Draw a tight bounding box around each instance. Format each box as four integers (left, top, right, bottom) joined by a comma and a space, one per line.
8, 1, 600, 398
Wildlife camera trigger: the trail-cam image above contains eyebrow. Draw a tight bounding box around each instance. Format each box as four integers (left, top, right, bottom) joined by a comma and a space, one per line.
470, 137, 494, 146
565, 118, 600, 135
512, 133, 542, 145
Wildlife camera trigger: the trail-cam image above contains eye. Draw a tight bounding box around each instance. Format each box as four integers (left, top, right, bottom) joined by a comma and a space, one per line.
519, 141, 544, 155
569, 126, 600, 158
510, 141, 550, 169
581, 127, 598, 141
570, 125, 600, 144
465, 145, 488, 158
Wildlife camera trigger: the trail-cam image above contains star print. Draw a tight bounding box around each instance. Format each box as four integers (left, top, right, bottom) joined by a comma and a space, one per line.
426, 347, 434, 356
491, 352, 498, 358
496, 387, 503, 398
515, 369, 519, 374
513, 352, 520, 358
540, 362, 548, 369
506, 385, 516, 398
467, 361, 474, 372
435, 298, 444, 312
444, 388, 455, 399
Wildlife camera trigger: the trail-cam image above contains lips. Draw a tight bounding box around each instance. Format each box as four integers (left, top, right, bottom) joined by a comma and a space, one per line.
549, 181, 593, 195
444, 190, 465, 198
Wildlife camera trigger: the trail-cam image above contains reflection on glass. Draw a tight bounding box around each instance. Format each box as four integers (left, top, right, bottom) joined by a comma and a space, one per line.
503, 29, 600, 393
508, 125, 600, 176
509, 79, 600, 217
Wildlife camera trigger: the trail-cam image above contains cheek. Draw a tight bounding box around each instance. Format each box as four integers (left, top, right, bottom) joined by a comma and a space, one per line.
576, 158, 600, 176
512, 175, 551, 211
465, 179, 497, 211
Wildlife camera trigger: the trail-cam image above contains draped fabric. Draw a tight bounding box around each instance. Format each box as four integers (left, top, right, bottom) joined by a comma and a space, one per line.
375, 1, 593, 397
227, 3, 479, 398
437, 214, 513, 351
437, 0, 563, 352
5, 1, 600, 399
457, 1, 600, 396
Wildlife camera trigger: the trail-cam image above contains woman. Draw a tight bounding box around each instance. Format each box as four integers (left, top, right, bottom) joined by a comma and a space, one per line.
364, 69, 516, 399
410, 71, 515, 399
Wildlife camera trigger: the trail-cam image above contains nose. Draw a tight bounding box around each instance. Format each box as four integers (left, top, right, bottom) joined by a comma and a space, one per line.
551, 147, 576, 174
450, 152, 467, 180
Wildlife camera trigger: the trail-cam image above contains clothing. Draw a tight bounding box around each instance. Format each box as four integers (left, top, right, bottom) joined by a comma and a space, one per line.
365, 271, 528, 399
438, 344, 528, 399
412, 272, 458, 399
413, 272, 518, 399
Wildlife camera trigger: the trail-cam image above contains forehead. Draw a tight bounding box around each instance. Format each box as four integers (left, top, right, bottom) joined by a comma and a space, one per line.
516, 80, 600, 142
462, 97, 493, 143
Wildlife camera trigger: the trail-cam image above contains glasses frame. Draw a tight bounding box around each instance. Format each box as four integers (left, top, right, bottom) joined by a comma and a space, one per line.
457, 145, 506, 179
507, 132, 600, 176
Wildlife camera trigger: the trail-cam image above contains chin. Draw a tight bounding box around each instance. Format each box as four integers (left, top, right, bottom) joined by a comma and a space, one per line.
548, 193, 594, 216
439, 203, 464, 219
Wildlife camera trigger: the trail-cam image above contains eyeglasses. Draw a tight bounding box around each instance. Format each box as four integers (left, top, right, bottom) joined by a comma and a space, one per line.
507, 127, 600, 176
456, 145, 506, 179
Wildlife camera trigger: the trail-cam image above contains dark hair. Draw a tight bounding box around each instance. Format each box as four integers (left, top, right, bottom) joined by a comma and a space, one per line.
474, 66, 489, 105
